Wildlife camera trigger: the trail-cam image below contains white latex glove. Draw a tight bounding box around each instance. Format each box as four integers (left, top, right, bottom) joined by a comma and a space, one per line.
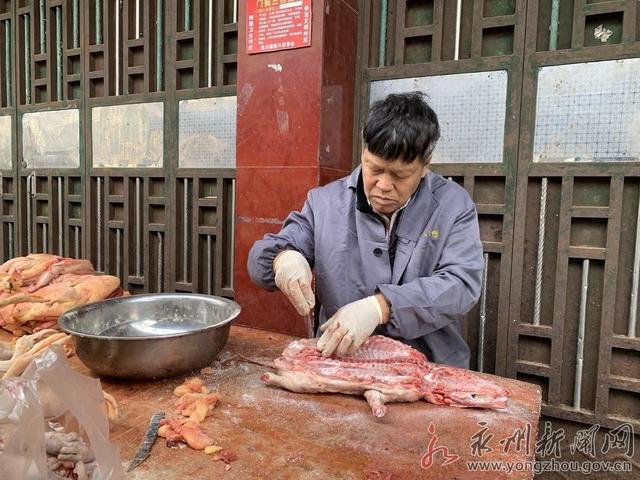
273, 250, 315, 316
316, 296, 383, 357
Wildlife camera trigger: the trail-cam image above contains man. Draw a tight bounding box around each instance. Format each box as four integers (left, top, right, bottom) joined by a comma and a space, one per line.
247, 91, 484, 368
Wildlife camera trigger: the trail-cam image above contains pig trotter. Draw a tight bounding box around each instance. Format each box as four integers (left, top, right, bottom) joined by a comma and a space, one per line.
364, 390, 388, 418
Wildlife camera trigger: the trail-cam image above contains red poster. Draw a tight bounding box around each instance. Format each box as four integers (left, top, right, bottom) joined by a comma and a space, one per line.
247, 0, 312, 54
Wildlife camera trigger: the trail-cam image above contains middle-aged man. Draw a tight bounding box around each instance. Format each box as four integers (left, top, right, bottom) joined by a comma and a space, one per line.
247, 91, 484, 368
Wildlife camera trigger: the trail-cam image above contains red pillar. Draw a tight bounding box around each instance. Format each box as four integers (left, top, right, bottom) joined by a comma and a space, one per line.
234, 0, 358, 336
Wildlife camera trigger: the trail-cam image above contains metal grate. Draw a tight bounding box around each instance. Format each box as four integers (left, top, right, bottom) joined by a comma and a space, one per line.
359, 0, 526, 383
0, 0, 238, 302
359, 0, 640, 430
509, 0, 640, 431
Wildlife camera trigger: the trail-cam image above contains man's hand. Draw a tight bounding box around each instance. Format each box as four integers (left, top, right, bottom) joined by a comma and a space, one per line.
273, 250, 315, 316
316, 295, 388, 357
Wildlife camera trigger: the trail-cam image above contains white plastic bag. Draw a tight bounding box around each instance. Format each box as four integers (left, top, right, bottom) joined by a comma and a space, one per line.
0, 345, 124, 479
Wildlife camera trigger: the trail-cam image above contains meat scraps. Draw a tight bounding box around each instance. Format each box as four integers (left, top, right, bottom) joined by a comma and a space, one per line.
173, 376, 208, 396
174, 392, 220, 423
262, 335, 509, 417
210, 449, 238, 470
158, 378, 237, 469
158, 377, 218, 450
158, 418, 214, 450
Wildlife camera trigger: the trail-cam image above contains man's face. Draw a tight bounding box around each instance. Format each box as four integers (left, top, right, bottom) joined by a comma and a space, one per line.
361, 148, 428, 215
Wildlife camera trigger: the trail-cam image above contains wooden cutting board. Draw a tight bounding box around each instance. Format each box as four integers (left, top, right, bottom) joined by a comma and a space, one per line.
0, 326, 541, 479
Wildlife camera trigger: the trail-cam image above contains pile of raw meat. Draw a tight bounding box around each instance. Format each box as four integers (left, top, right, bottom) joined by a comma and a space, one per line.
262, 335, 510, 417
158, 377, 238, 469
0, 254, 125, 336
159, 377, 221, 450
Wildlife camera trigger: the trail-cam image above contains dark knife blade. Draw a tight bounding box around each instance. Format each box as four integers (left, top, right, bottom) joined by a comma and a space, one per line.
127, 411, 165, 472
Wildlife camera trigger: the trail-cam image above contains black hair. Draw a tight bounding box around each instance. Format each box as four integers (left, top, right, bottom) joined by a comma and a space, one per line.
362, 91, 440, 164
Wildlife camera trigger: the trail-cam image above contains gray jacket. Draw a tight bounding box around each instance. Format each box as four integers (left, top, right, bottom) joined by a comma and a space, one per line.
247, 166, 484, 368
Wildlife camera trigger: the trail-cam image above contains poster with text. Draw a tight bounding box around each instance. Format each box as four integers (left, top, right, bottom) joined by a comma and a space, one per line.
247, 0, 312, 54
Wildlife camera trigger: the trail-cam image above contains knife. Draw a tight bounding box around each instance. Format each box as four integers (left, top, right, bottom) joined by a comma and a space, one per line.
127, 411, 165, 472
304, 312, 314, 338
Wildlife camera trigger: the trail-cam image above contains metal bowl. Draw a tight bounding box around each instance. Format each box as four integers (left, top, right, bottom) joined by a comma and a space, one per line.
58, 293, 241, 380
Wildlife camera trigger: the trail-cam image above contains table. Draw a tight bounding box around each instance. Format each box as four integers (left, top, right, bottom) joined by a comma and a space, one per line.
3, 326, 542, 479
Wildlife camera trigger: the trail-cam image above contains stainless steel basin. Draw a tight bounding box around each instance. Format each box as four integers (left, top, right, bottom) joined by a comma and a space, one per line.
58, 293, 241, 380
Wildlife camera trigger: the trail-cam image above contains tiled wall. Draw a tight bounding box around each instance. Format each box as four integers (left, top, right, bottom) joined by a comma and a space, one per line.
234, 0, 358, 336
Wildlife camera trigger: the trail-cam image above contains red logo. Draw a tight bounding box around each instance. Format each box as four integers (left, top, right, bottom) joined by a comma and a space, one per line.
420, 422, 460, 469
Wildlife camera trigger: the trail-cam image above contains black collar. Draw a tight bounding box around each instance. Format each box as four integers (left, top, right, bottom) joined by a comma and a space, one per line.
356, 172, 374, 214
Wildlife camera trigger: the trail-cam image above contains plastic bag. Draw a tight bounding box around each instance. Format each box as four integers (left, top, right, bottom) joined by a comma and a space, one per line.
0, 345, 124, 480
